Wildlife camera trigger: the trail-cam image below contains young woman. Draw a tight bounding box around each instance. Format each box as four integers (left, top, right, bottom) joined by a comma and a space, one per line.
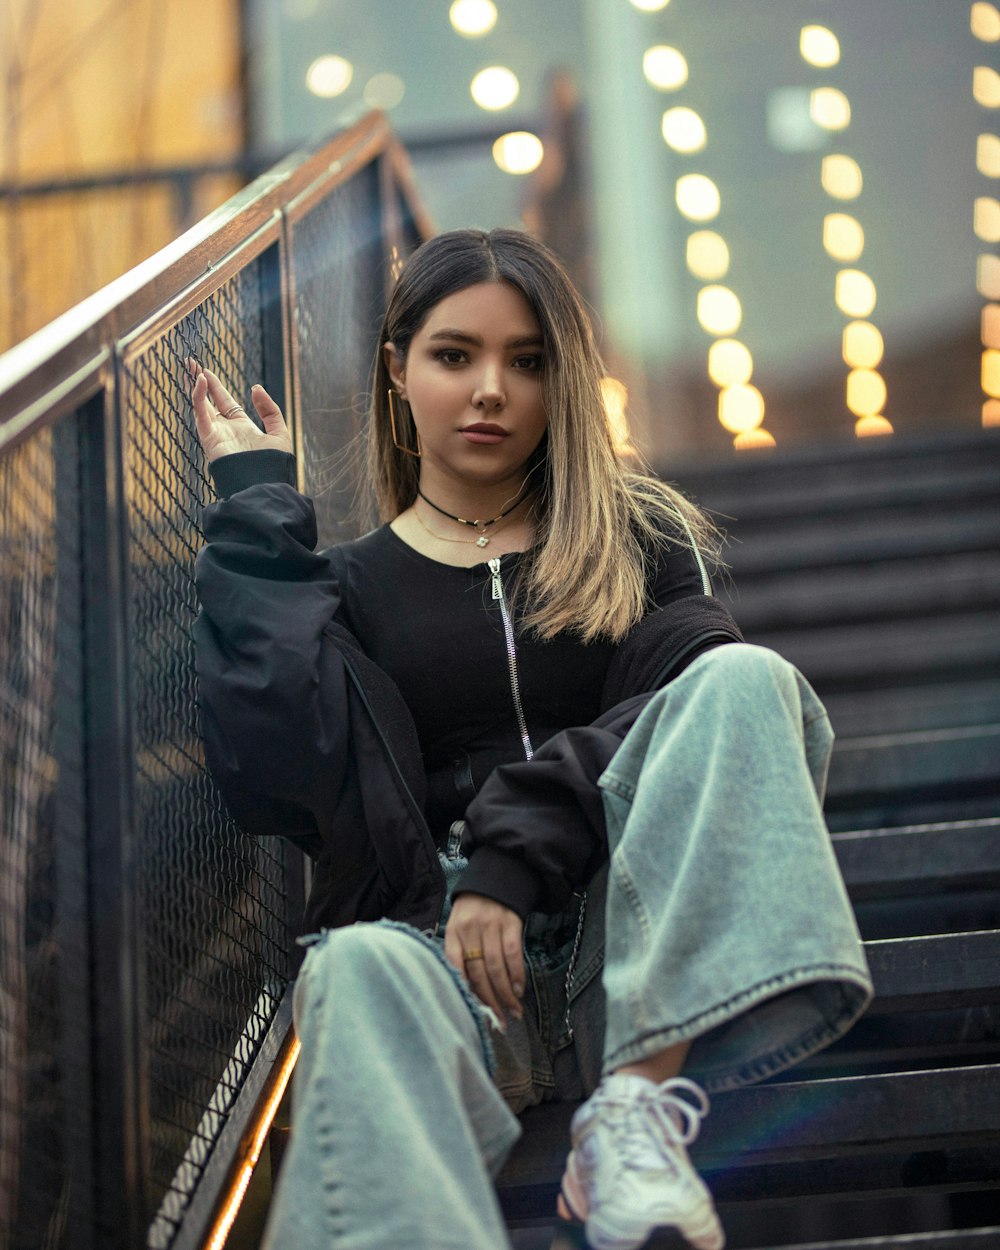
190, 228, 872, 1250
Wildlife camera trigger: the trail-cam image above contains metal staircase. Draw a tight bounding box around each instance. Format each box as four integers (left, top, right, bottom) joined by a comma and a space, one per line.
499, 429, 1000, 1248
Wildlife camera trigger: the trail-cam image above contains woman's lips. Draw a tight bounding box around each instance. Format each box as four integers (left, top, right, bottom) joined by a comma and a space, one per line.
460, 423, 508, 445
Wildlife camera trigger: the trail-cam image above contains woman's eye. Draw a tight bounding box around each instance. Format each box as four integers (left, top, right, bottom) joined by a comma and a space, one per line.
515, 355, 544, 371
434, 348, 466, 365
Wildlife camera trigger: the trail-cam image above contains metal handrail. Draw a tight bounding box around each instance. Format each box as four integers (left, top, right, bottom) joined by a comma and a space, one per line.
0, 110, 433, 451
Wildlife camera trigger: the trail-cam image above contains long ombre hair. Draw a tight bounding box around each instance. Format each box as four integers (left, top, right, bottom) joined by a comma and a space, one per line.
367, 228, 720, 643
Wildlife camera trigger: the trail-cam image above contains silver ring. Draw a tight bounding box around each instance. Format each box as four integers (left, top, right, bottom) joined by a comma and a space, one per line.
222, 404, 245, 419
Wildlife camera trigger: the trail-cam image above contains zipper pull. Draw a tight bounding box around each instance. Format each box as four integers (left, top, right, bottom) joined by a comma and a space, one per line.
488, 556, 502, 601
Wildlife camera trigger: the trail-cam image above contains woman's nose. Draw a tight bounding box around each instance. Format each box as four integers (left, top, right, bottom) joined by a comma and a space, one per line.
472, 363, 505, 410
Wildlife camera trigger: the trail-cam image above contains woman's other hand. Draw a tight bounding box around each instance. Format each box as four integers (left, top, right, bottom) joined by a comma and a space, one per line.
189, 362, 294, 463
444, 893, 525, 1028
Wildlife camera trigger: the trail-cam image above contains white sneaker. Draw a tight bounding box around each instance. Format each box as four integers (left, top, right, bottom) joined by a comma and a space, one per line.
558, 1074, 725, 1250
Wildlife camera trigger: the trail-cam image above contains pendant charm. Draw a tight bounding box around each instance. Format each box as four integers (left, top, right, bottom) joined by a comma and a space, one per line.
476, 534, 489, 547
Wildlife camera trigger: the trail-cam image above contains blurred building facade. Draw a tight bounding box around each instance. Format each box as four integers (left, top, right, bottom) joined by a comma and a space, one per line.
0, 0, 245, 350
2, 0, 997, 458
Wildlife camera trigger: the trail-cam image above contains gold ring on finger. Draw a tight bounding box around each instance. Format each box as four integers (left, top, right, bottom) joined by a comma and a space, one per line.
463, 948, 485, 962
222, 404, 245, 419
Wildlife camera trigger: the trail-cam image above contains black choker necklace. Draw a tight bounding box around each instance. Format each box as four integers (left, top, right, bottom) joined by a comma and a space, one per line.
417, 487, 525, 548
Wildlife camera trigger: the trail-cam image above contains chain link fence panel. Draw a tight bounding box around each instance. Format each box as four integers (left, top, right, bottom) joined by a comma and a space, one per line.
1, 417, 92, 1250
119, 255, 296, 1247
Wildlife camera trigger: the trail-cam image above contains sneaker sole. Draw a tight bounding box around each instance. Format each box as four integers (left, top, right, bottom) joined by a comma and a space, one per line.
559, 1153, 725, 1250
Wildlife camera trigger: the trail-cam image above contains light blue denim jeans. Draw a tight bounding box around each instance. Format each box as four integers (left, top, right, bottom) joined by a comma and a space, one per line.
262, 644, 873, 1250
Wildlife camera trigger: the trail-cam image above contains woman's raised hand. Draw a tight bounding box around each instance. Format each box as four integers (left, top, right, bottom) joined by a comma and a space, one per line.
445, 892, 525, 1029
188, 362, 294, 463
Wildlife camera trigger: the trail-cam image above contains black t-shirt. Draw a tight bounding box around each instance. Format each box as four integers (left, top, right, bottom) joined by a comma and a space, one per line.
331, 524, 705, 836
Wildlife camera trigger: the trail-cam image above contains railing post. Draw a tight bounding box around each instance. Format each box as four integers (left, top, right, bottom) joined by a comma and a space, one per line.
53, 409, 97, 1250
80, 369, 150, 1248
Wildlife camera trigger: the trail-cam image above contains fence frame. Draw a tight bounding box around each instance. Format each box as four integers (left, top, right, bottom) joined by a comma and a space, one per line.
0, 110, 432, 1250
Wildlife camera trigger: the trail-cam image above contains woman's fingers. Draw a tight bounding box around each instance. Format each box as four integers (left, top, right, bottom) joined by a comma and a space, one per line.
444, 894, 525, 1028
464, 955, 508, 1025
443, 923, 467, 979
480, 928, 523, 1022
502, 919, 526, 1002
251, 384, 288, 436
185, 362, 294, 459
191, 371, 215, 444
202, 367, 244, 419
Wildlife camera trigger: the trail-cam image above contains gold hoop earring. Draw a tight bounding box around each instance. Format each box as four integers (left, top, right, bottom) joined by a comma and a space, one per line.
388, 389, 422, 458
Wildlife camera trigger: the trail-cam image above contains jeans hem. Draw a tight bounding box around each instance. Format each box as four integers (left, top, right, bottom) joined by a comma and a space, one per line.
602, 960, 873, 1090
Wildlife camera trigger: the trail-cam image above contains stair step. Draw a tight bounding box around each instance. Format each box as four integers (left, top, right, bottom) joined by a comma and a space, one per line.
697, 458, 1000, 524
498, 1066, 1000, 1218
687, 1064, 1000, 1163
723, 512, 1000, 579
786, 1005, 1000, 1077
720, 552, 1000, 634
727, 1230, 1000, 1250
526, 1224, 1000, 1250
832, 821, 1000, 898
825, 727, 1000, 811
751, 615, 1000, 690
865, 931, 1000, 1012
672, 430, 1000, 518
821, 682, 1000, 738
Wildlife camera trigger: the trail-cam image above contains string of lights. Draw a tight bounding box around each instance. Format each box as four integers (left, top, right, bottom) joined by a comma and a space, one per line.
448, 1, 545, 176
636, 1, 775, 451
971, 2, 1000, 427
801, 21, 893, 439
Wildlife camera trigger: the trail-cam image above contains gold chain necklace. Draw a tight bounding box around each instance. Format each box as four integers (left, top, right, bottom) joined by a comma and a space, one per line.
412, 502, 518, 548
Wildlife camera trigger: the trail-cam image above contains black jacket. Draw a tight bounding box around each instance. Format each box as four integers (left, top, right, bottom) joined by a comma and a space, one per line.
194, 454, 743, 932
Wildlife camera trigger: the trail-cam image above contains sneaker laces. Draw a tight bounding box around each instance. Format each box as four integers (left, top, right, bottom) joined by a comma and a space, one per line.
600, 1077, 711, 1173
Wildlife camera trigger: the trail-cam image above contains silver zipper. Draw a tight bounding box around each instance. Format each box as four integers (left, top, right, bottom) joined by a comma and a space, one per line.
487, 557, 534, 761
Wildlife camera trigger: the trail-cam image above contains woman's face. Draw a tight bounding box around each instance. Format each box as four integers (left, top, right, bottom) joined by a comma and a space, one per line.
385, 281, 548, 493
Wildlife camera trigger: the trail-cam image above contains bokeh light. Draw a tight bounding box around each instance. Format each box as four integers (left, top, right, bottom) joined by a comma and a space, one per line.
363, 73, 405, 110
676, 174, 721, 221
734, 428, 776, 450
686, 231, 730, 280
824, 213, 865, 261
471, 66, 520, 110
449, 0, 498, 37
973, 66, 1000, 107
978, 254, 1000, 300
306, 55, 353, 97
492, 132, 543, 174
600, 377, 635, 453
811, 87, 852, 131
984, 398, 1000, 426
718, 384, 765, 433
836, 269, 877, 317
843, 321, 884, 369
643, 46, 689, 91
708, 339, 754, 387
972, 3, 1000, 42
983, 304, 1000, 348
978, 133, 1000, 175
846, 368, 887, 416
856, 415, 894, 437
974, 197, 1000, 242
822, 154, 863, 199
697, 286, 742, 335
983, 349, 1000, 397
800, 25, 841, 67
631, 0, 671, 9
661, 107, 707, 153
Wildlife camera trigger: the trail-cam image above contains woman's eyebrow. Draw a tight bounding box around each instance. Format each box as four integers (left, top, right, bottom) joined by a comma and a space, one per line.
427, 329, 544, 348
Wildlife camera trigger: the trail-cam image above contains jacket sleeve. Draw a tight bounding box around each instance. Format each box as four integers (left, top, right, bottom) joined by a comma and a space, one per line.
456, 698, 650, 917
192, 452, 351, 856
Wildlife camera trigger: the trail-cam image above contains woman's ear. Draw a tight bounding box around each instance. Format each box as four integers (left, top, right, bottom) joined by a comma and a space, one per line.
383, 342, 405, 395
